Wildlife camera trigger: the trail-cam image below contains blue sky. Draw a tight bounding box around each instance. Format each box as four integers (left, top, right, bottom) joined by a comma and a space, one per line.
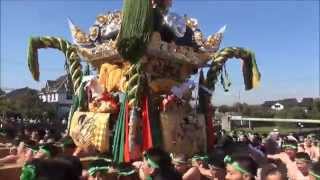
1, 0, 319, 105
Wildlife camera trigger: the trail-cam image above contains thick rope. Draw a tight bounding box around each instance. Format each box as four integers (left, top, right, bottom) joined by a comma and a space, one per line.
207, 47, 261, 91
27, 36, 82, 93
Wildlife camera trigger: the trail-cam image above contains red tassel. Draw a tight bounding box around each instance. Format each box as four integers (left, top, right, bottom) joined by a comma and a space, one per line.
124, 102, 131, 162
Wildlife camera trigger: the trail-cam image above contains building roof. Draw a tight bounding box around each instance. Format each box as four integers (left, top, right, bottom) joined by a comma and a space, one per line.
41, 75, 71, 93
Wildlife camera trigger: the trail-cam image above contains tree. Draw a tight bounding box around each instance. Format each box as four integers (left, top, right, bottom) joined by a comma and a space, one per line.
0, 88, 4, 96
286, 107, 307, 119
0, 89, 57, 119
218, 105, 232, 113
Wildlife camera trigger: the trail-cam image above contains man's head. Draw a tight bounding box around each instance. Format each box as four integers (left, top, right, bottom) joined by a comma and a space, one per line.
304, 137, 312, 147
171, 154, 190, 174
31, 130, 40, 142
20, 159, 80, 180
261, 164, 286, 180
282, 139, 298, 160
224, 155, 257, 180
208, 156, 226, 180
141, 148, 173, 178
87, 159, 109, 180
295, 152, 311, 176
34, 143, 59, 159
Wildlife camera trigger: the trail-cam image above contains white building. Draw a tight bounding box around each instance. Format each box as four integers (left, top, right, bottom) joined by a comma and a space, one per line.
271, 102, 284, 111
39, 75, 73, 119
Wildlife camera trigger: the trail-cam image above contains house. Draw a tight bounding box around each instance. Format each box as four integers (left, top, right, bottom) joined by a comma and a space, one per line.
39, 75, 73, 119
263, 97, 315, 112
271, 102, 284, 111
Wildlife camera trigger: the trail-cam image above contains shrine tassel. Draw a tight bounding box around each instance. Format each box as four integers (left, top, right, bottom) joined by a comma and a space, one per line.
116, 0, 153, 63
142, 96, 153, 150
112, 94, 127, 163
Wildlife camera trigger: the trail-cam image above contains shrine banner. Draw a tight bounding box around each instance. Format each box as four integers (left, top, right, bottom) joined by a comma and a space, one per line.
70, 111, 110, 152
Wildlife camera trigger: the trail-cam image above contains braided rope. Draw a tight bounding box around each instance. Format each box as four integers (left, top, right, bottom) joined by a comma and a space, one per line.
27, 36, 82, 93
207, 47, 260, 90
125, 63, 145, 107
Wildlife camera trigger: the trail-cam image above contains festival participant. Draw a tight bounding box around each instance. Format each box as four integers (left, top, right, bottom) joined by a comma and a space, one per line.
34, 143, 59, 159
17, 140, 37, 164
224, 155, 258, 180
192, 154, 212, 180
311, 140, 319, 161
171, 154, 201, 180
55, 155, 83, 179
86, 159, 110, 180
20, 159, 80, 180
295, 152, 312, 177
60, 136, 77, 156
267, 152, 311, 180
282, 139, 298, 161
139, 148, 182, 180
303, 136, 317, 159
260, 163, 287, 180
172, 154, 190, 173
207, 156, 226, 180
309, 162, 320, 180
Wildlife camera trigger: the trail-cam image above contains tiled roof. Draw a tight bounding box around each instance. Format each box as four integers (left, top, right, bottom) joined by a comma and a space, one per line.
41, 75, 69, 93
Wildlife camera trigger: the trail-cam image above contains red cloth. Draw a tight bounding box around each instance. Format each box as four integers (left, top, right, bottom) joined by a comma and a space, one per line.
142, 96, 153, 150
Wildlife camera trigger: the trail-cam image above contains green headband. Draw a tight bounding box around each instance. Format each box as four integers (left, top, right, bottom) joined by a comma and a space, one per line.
173, 159, 188, 165
192, 155, 209, 162
309, 170, 320, 179
295, 158, 310, 162
224, 155, 251, 175
39, 147, 51, 158
62, 138, 74, 147
20, 164, 36, 180
282, 144, 297, 150
117, 169, 136, 176
88, 166, 109, 176
144, 154, 160, 169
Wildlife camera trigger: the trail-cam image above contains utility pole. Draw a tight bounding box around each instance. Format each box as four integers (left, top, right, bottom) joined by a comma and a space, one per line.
238, 90, 243, 126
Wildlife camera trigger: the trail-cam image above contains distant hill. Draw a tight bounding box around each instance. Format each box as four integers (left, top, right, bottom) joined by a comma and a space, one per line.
262, 98, 314, 109
5, 87, 39, 99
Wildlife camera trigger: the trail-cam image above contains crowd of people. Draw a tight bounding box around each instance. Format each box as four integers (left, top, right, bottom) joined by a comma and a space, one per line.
0, 119, 320, 180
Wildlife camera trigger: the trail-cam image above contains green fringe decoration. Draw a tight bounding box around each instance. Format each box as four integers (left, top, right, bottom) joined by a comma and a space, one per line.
112, 94, 127, 164
116, 0, 153, 63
